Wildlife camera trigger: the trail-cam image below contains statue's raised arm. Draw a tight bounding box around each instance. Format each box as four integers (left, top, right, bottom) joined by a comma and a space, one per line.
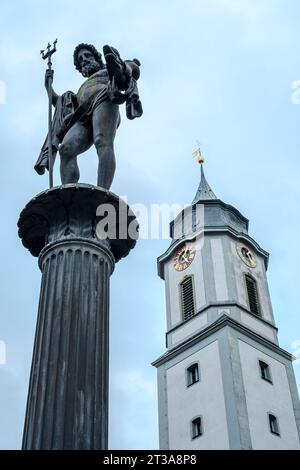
44, 69, 59, 107
35, 43, 143, 190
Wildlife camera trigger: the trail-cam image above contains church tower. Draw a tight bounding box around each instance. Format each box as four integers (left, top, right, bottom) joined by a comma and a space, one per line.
153, 153, 300, 450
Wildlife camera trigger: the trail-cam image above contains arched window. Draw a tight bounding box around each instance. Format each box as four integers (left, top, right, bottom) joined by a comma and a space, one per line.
180, 276, 195, 321
245, 274, 260, 316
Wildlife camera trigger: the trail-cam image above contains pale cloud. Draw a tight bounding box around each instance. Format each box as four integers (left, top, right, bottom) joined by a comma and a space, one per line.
0, 40, 38, 68
191, 0, 293, 47
0, 81, 6, 105
109, 369, 158, 449
210, 0, 266, 21
0, 366, 26, 449
111, 369, 157, 401
0, 340, 6, 364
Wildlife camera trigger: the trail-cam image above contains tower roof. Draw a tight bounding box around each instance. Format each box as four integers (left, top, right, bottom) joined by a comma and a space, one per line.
192, 162, 217, 204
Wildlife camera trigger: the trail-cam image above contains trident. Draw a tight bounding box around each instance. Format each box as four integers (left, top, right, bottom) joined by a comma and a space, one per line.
41, 39, 57, 188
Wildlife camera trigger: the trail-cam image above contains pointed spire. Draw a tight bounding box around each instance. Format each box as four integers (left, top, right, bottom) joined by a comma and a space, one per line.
191, 148, 217, 204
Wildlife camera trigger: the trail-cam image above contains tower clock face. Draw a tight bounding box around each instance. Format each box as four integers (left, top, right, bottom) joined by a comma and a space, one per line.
236, 242, 257, 268
173, 244, 196, 271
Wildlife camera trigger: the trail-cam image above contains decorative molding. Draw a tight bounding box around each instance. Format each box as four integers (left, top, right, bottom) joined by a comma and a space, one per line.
152, 314, 292, 368
166, 301, 278, 336
39, 237, 115, 272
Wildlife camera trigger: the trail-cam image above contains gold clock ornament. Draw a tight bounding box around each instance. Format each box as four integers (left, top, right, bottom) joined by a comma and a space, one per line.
236, 242, 257, 268
173, 243, 196, 271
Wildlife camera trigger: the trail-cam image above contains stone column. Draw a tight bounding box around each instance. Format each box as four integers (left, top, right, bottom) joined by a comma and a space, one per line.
18, 184, 137, 450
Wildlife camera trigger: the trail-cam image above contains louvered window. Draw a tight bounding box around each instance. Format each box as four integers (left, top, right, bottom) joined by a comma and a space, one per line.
180, 276, 195, 321
245, 275, 260, 316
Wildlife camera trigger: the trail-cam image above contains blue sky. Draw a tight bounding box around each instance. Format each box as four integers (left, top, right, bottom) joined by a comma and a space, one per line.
0, 0, 300, 449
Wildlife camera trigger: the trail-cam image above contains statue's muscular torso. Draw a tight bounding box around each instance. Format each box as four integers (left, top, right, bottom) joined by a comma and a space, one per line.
76, 69, 109, 106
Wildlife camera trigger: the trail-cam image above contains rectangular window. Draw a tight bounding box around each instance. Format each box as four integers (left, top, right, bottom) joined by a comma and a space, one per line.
191, 417, 203, 439
245, 275, 260, 316
259, 360, 272, 383
187, 363, 199, 387
269, 414, 280, 436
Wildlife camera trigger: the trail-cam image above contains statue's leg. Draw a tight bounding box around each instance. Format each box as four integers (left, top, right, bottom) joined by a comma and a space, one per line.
59, 123, 92, 184
92, 101, 120, 189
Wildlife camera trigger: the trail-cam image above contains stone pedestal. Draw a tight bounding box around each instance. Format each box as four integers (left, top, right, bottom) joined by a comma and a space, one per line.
18, 184, 137, 450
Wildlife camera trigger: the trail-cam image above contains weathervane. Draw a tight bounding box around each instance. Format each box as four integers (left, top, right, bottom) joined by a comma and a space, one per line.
40, 39, 57, 188
192, 140, 205, 164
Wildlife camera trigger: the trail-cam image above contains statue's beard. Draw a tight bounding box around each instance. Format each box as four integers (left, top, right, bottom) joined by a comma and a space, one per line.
81, 61, 101, 77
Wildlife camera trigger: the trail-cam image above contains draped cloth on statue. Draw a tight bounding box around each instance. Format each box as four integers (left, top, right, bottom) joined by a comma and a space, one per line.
34, 91, 77, 175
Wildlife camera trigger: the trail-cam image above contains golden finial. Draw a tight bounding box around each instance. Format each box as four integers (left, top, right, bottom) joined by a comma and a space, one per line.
192, 140, 205, 164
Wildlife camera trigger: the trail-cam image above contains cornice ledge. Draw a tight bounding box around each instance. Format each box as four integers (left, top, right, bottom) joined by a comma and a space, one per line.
152, 314, 292, 367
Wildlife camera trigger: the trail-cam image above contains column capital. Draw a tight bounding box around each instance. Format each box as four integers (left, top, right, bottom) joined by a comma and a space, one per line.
18, 184, 138, 263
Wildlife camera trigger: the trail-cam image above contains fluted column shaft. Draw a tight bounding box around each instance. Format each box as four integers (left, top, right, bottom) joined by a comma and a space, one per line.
22, 240, 114, 449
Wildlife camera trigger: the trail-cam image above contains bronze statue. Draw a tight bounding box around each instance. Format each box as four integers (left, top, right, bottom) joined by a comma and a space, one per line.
35, 43, 143, 189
